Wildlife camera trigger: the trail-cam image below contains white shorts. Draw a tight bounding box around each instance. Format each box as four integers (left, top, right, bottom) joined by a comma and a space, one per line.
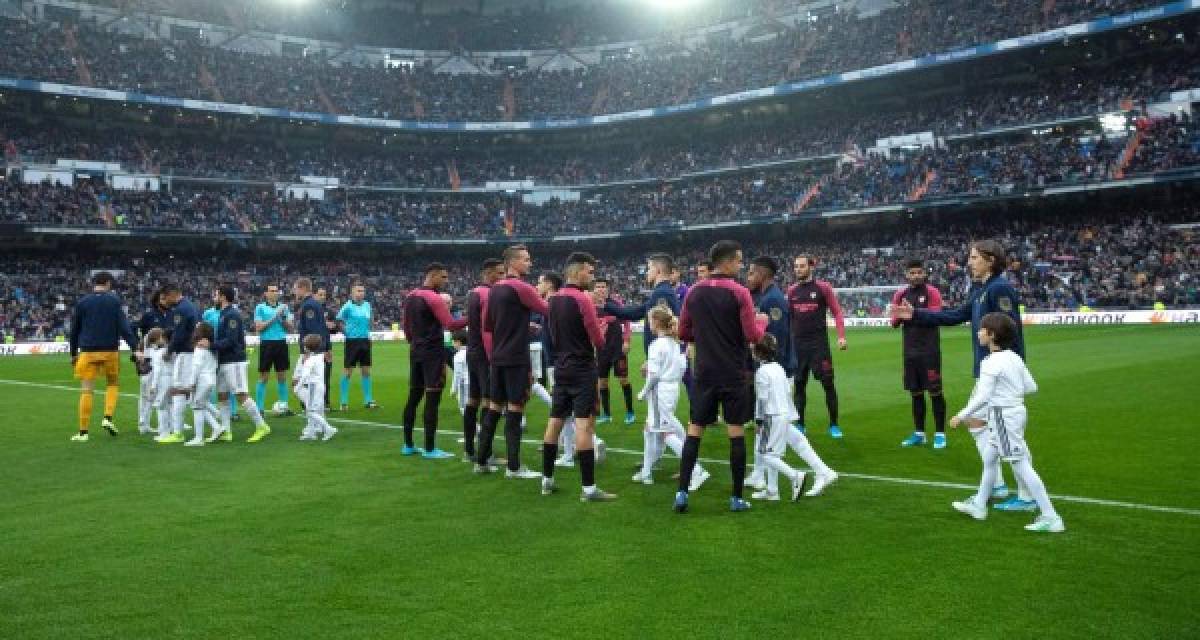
171, 353, 194, 388
986, 406, 1028, 462
529, 343, 543, 381
192, 375, 217, 409
217, 361, 250, 394
645, 382, 681, 433
757, 416, 791, 457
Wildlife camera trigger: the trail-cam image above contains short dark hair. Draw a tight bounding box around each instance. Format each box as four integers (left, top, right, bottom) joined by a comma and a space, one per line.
795, 254, 818, 267
980, 312, 1018, 349
451, 329, 468, 344
162, 283, 182, 295
540, 272, 564, 290
972, 240, 1007, 277
502, 244, 529, 265
92, 271, 114, 287
481, 258, 503, 272
753, 333, 779, 362
905, 258, 925, 270
303, 334, 323, 352
751, 256, 779, 276
425, 262, 448, 275
148, 290, 161, 307
218, 286, 237, 304
648, 253, 674, 273
193, 322, 214, 342
565, 252, 596, 268
709, 240, 742, 267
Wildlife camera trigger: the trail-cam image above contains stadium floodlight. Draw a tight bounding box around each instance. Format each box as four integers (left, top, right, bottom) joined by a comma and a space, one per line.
648, 0, 702, 9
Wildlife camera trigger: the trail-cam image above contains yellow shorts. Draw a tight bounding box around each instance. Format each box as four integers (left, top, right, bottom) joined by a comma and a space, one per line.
74, 351, 120, 381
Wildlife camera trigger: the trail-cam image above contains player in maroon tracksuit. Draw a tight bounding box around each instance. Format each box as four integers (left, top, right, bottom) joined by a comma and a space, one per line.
674, 240, 768, 514
462, 258, 504, 461
401, 263, 468, 458
477, 245, 550, 478
788, 255, 848, 439
890, 258, 948, 448
540, 252, 617, 501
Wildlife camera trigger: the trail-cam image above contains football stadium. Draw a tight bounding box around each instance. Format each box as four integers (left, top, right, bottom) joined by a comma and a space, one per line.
1, 0, 1198, 637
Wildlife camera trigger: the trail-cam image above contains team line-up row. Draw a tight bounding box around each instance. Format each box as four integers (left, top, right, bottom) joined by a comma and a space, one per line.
64, 241, 1064, 531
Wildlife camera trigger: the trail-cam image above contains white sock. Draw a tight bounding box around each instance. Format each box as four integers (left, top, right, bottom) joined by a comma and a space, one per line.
220, 402, 232, 431
560, 418, 576, 459
1015, 448, 1033, 500
1011, 458, 1056, 517
241, 397, 266, 427
531, 382, 552, 406
750, 430, 763, 477
191, 406, 207, 440
764, 467, 779, 494
156, 408, 170, 436
664, 433, 684, 457
171, 395, 188, 434
788, 429, 832, 476
974, 447, 1001, 505
641, 431, 656, 476
205, 403, 222, 434
764, 455, 799, 493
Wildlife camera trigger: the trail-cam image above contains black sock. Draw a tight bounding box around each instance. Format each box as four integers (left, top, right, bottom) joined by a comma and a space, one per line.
543, 442, 558, 479
912, 394, 927, 432
677, 435, 701, 492
621, 383, 633, 413
401, 386, 422, 448
476, 409, 499, 465
463, 404, 479, 457
600, 387, 611, 416
103, 415, 112, 421
931, 394, 947, 433
730, 435, 747, 499
579, 448, 596, 488
422, 390, 441, 451
324, 362, 332, 407
79, 429, 88, 436
504, 411, 523, 471
795, 378, 808, 425
823, 380, 839, 425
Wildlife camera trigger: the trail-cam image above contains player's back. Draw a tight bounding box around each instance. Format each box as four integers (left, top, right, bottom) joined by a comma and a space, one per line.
487, 279, 537, 367
683, 275, 757, 386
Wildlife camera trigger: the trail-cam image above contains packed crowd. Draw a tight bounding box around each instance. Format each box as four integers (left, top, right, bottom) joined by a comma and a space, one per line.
3, 204, 1196, 341
4, 53, 1195, 188
5, 118, 1198, 235
89, 0, 774, 51
0, 0, 1171, 122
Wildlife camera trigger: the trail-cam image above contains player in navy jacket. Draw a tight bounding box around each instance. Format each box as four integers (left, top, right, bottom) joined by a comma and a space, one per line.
893, 239, 1033, 511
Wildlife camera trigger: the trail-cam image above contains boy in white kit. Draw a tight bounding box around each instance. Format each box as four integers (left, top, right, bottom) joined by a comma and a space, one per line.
294, 334, 338, 441
951, 313, 1064, 533
181, 323, 222, 447
449, 331, 470, 416
137, 328, 163, 435
634, 305, 710, 491
751, 334, 838, 501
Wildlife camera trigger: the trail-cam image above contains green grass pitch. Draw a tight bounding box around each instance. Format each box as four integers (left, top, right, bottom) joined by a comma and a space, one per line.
1, 325, 1197, 638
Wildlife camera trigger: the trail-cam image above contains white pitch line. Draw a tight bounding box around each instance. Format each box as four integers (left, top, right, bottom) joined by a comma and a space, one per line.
5, 378, 1200, 517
